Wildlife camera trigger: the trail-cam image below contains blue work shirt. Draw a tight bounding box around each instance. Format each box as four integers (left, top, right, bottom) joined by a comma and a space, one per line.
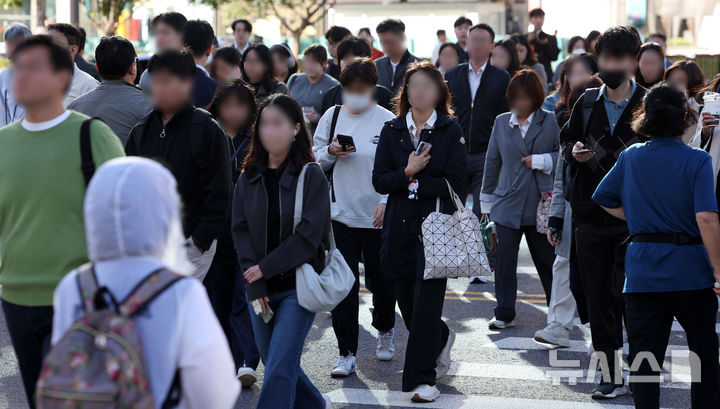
595, 81, 638, 134
593, 137, 718, 293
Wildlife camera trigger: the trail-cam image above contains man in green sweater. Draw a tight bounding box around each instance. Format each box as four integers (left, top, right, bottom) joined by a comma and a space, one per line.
0, 35, 125, 408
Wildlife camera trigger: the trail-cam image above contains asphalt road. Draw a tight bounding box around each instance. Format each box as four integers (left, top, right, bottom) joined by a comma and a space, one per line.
1, 241, 716, 409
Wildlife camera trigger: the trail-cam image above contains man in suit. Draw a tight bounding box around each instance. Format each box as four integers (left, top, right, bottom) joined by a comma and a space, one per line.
231, 19, 252, 56
528, 8, 560, 80
375, 19, 418, 97
454, 16, 471, 64
182, 20, 218, 108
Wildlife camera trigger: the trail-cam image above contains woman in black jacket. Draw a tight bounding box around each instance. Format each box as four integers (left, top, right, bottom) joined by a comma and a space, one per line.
231, 94, 331, 409
372, 61, 467, 403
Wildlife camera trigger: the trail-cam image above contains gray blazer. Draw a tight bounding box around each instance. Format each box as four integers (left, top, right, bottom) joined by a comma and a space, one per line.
481, 109, 560, 229
549, 152, 573, 257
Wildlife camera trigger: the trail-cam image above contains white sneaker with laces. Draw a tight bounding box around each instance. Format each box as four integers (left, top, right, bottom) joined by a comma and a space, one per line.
236, 366, 257, 387
330, 354, 356, 377
410, 384, 440, 403
376, 329, 395, 361
534, 321, 570, 347
435, 329, 455, 379
488, 316, 515, 329
470, 275, 488, 284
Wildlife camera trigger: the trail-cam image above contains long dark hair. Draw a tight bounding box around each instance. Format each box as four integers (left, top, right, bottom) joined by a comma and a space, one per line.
270, 43, 297, 82
208, 79, 258, 133
210, 46, 242, 80
556, 54, 598, 108
241, 44, 278, 93
242, 94, 314, 176
494, 39, 521, 77
635, 42, 665, 88
510, 34, 537, 66
394, 61, 453, 118
665, 59, 706, 102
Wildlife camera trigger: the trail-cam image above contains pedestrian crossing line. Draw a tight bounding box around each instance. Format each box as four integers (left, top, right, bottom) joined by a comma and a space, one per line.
359, 287, 547, 298
325, 388, 641, 408
358, 291, 548, 304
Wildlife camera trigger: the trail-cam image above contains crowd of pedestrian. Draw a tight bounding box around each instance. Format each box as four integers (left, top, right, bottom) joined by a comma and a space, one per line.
1, 6, 720, 409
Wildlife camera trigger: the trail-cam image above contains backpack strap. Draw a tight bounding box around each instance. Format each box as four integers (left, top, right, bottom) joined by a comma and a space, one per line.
80, 118, 100, 186
118, 269, 184, 317
76, 264, 100, 313
190, 108, 208, 173
581, 88, 600, 137
327, 105, 341, 144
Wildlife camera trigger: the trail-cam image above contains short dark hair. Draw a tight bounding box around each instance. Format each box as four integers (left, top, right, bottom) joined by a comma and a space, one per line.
647, 33, 667, 44
208, 79, 257, 130
436, 30, 446, 36
376, 19, 405, 36
469, 23, 495, 40
47, 23, 82, 47
339, 57, 378, 87
11, 34, 74, 75
77, 27, 87, 52
325, 26, 352, 44
302, 43, 327, 65
567, 36, 588, 55
231, 19, 252, 33
337, 37, 371, 61
209, 46, 242, 79
151, 12, 187, 33
395, 61, 453, 118
95, 36, 137, 80
358, 27, 372, 37
438, 42, 463, 59
506, 69, 545, 113
632, 84, 697, 138
665, 60, 706, 100
454, 17, 472, 28
529, 8, 545, 18
595, 26, 641, 59
183, 20, 215, 58
586, 30, 602, 45
147, 49, 196, 79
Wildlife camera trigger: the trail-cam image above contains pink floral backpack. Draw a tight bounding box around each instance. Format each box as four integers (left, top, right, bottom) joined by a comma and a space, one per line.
36, 264, 184, 409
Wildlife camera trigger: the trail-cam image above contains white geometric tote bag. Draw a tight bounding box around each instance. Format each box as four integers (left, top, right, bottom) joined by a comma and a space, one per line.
421, 180, 492, 280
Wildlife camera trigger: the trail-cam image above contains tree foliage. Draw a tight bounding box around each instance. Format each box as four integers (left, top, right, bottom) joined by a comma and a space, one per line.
84, 0, 134, 36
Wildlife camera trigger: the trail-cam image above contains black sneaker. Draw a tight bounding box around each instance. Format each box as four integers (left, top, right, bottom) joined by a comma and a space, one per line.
591, 381, 628, 399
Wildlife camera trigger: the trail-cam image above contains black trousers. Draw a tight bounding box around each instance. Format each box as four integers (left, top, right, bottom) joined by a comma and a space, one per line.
574, 223, 626, 375
625, 289, 720, 409
494, 224, 554, 322
1, 299, 53, 409
568, 233, 589, 324
331, 221, 396, 356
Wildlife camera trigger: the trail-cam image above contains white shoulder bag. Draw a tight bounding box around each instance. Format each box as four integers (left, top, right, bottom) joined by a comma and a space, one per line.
294, 162, 355, 312
421, 180, 492, 280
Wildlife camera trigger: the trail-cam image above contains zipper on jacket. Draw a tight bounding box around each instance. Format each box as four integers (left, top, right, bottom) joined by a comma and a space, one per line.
262, 178, 269, 256
468, 100, 474, 152
160, 126, 166, 139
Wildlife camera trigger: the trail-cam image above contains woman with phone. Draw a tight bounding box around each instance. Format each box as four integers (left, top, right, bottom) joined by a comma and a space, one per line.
480, 69, 559, 330
231, 94, 332, 409
313, 57, 397, 378
372, 61, 467, 403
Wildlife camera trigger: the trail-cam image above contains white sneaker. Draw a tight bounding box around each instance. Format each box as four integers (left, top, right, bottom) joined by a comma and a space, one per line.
410, 384, 440, 403
330, 354, 356, 377
534, 321, 570, 348
323, 394, 332, 409
236, 366, 257, 387
470, 275, 488, 284
488, 317, 515, 329
435, 329, 455, 379
376, 329, 395, 361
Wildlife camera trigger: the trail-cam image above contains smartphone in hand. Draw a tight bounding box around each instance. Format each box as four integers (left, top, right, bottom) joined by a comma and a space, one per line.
415, 141, 431, 156
336, 134, 356, 152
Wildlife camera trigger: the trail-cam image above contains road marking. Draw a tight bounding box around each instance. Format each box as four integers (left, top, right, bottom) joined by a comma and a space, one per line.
325, 388, 641, 408
358, 290, 548, 304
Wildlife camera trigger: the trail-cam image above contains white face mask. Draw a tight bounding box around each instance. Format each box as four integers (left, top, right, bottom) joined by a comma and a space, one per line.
571, 48, 586, 55
342, 92, 373, 112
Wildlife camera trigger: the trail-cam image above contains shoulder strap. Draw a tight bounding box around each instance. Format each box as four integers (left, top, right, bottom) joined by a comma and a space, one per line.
190, 108, 207, 171
118, 269, 184, 316
80, 118, 98, 186
293, 162, 338, 250
327, 105, 341, 144
76, 264, 100, 313
581, 88, 600, 137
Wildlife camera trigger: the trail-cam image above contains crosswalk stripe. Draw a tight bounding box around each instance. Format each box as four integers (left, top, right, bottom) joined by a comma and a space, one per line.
325, 388, 642, 408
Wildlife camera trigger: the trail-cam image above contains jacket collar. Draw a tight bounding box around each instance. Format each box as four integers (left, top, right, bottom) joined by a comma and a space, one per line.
100, 79, 143, 91
150, 104, 195, 127
388, 110, 453, 130
247, 158, 299, 188
508, 109, 547, 155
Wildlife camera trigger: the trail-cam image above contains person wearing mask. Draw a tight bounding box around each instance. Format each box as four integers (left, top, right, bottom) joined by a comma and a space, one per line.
559, 26, 646, 399
242, 44, 289, 104
325, 25, 352, 80
287, 44, 338, 132
373, 62, 467, 403
270, 43, 297, 84
69, 36, 153, 144
51, 157, 240, 409
74, 27, 100, 81
126, 50, 231, 282
437, 43, 463, 76
635, 42, 665, 89
664, 60, 705, 144
139, 12, 187, 92
511, 34, 548, 93
480, 69, 558, 329
453, 16, 472, 63
551, 36, 590, 86
375, 19, 419, 96
491, 39, 521, 77
320, 37, 394, 114
206, 80, 260, 386
47, 24, 98, 107
232, 94, 332, 409
586, 30, 601, 55
528, 8, 560, 81
0, 23, 31, 127
182, 20, 219, 108
647, 33, 672, 70
0, 35, 125, 409
210, 46, 243, 83
313, 58, 397, 378
231, 19, 253, 56
431, 30, 447, 65
358, 27, 384, 60
553, 54, 599, 126
593, 84, 720, 409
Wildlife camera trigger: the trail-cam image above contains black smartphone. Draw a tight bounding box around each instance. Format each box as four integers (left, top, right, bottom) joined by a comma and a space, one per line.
336, 134, 356, 152
415, 141, 432, 156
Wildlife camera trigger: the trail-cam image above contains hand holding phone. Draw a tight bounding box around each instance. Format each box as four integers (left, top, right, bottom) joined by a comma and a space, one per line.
336, 134, 356, 152
572, 142, 595, 163
415, 141, 432, 156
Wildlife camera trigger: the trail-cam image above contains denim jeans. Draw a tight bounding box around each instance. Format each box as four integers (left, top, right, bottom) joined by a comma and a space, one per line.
249, 289, 323, 409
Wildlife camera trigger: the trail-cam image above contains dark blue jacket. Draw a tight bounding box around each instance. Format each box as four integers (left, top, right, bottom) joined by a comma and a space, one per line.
193, 69, 219, 109
445, 63, 510, 153
372, 113, 468, 279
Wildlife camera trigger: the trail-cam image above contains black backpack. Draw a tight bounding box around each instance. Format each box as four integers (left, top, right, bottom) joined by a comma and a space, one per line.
80, 117, 100, 186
